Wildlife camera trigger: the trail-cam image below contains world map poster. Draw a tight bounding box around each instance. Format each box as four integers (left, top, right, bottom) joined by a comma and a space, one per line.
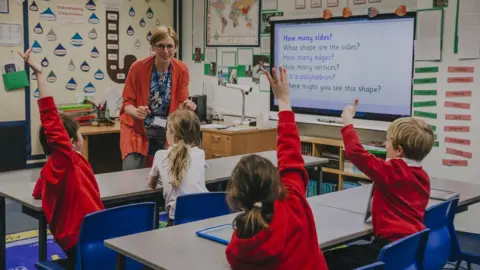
206, 0, 260, 47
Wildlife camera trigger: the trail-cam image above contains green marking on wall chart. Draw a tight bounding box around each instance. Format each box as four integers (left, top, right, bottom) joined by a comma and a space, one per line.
433, 141, 439, 147
413, 90, 437, 96
413, 101, 437, 107
413, 111, 437, 119
415, 67, 439, 73
413, 78, 437, 84
430, 125, 437, 132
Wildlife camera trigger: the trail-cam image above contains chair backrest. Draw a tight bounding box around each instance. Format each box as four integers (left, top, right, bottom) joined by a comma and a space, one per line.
174, 192, 231, 225
76, 202, 155, 270
354, 262, 385, 270
423, 198, 459, 270
378, 229, 430, 270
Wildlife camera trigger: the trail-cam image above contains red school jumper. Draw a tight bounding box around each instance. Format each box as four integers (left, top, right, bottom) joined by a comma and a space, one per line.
226, 111, 328, 270
341, 124, 430, 241
32, 97, 104, 251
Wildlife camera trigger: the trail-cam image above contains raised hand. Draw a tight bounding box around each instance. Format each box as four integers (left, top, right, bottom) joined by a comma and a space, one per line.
18, 49, 42, 74
263, 66, 291, 112
341, 99, 359, 126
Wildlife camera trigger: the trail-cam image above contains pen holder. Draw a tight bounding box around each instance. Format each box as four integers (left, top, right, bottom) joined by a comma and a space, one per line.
96, 109, 110, 120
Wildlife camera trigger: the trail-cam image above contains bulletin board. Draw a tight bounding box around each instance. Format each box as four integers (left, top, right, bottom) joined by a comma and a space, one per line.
26, 0, 173, 157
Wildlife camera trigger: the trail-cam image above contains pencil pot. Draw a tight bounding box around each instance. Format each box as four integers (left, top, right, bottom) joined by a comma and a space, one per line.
96, 109, 110, 119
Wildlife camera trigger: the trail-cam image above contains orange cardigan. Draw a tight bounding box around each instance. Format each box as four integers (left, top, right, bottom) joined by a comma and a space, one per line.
120, 56, 190, 159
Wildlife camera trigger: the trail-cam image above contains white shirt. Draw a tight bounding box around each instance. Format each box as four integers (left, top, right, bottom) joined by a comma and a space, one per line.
149, 146, 208, 219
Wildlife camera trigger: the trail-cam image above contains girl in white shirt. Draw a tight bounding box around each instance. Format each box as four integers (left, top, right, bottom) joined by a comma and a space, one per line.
148, 107, 208, 226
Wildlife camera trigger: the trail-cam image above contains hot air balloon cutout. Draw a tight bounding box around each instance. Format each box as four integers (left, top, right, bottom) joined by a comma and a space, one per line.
41, 57, 49, 67
53, 43, 67, 57
135, 39, 141, 50
129, 7, 135, 16
83, 82, 96, 95
68, 59, 75, 71
46, 29, 57, 41
90, 47, 100, 58
80, 61, 90, 72
342, 7, 352, 18
88, 28, 98, 40
40, 8, 56, 21
33, 88, 40, 98
146, 7, 153, 18
147, 31, 152, 41
139, 18, 146, 27
368, 7, 379, 18
94, 69, 105, 80
31, 72, 37, 80
29, 0, 38, 11
47, 71, 57, 83
71, 33, 84, 47
66, 78, 77, 90
85, 0, 96, 11
32, 41, 42, 53
156, 17, 161, 26
127, 26, 134, 36
33, 23, 43, 34
88, 13, 100, 24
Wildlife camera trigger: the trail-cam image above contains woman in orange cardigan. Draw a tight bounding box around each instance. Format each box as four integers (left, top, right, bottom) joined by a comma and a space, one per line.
120, 26, 196, 170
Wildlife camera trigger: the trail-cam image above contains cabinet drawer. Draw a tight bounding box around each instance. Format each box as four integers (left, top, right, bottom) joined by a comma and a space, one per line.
205, 150, 231, 160
202, 132, 232, 153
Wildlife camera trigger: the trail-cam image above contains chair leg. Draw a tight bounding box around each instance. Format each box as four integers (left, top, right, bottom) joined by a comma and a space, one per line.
454, 260, 462, 270
467, 262, 472, 270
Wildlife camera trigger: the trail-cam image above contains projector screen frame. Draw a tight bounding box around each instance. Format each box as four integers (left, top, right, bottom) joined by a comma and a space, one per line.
269, 12, 417, 123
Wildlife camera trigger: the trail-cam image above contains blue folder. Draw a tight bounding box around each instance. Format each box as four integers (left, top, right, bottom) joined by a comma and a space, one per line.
196, 224, 233, 245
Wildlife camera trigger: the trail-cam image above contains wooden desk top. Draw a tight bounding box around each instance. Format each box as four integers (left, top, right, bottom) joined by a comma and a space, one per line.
80, 122, 120, 136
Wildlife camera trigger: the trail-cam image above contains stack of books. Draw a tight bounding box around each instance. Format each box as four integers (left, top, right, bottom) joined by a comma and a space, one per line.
58, 104, 95, 126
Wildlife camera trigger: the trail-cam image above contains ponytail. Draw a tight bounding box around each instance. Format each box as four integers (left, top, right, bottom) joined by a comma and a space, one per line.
232, 202, 273, 238
168, 139, 190, 188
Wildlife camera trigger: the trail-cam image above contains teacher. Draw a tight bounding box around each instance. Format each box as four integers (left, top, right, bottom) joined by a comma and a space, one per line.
120, 26, 196, 170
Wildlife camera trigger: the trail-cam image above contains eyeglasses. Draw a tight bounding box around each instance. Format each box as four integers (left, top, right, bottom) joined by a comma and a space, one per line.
154, 44, 175, 51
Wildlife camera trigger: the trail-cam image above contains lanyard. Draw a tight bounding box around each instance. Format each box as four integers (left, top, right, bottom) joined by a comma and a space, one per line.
152, 62, 171, 93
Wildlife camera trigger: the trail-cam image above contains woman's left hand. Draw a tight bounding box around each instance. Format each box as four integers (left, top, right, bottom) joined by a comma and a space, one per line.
182, 99, 197, 111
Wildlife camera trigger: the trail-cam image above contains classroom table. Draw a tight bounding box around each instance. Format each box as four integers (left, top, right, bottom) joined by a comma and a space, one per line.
0, 150, 327, 270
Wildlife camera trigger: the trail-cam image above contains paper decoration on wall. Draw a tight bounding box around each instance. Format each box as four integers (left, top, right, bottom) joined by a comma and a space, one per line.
323, 9, 332, 20
146, 31, 152, 41
65, 78, 77, 90
88, 28, 98, 40
85, 0, 96, 10
41, 57, 49, 67
127, 25, 134, 36
442, 159, 468, 167
31, 72, 37, 80
444, 126, 470, 132
447, 77, 473, 83
135, 39, 141, 50
446, 148, 472, 159
88, 13, 100, 24
105, 10, 137, 84
445, 137, 471, 145
446, 90, 471, 97
53, 43, 67, 56
47, 70, 57, 83
342, 7, 352, 18
445, 114, 471, 121
40, 8, 56, 21
80, 61, 90, 72
394, 5, 407, 16
129, 7, 135, 16
139, 18, 146, 27
368, 7, 379, 18
29, 0, 38, 11
146, 7, 153, 18
94, 69, 105, 80
90, 47, 99, 58
32, 41, 42, 53
444, 101, 470, 109
83, 82, 96, 94
33, 88, 40, 98
46, 29, 56, 41
34, 23, 43, 34
156, 17, 161, 26
71, 33, 84, 47
68, 59, 75, 71
448, 66, 474, 73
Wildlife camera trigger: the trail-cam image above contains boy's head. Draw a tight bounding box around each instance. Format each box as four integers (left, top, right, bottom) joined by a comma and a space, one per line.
39, 114, 83, 155
226, 154, 286, 238
386, 117, 434, 161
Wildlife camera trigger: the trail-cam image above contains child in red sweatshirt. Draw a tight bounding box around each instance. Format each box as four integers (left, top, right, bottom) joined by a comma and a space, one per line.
324, 99, 434, 269
20, 49, 104, 269
225, 67, 328, 270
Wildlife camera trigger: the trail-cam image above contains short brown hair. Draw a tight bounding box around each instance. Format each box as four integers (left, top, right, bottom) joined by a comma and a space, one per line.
39, 114, 80, 155
227, 154, 286, 239
149, 26, 178, 47
387, 117, 434, 161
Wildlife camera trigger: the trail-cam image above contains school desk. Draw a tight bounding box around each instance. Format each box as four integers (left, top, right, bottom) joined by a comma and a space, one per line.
0, 150, 327, 269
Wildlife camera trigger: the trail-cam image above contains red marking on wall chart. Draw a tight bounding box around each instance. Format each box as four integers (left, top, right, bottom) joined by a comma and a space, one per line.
448, 66, 474, 73
446, 148, 472, 159
445, 137, 471, 146
444, 101, 470, 109
447, 77, 474, 83
445, 114, 471, 121
445, 90, 472, 97
444, 126, 470, 132
442, 159, 468, 167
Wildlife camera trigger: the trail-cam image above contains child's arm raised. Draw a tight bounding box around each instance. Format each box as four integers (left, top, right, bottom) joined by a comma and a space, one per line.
264, 67, 309, 194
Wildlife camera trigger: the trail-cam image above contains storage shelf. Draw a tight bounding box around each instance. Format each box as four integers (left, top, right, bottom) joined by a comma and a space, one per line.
322, 167, 371, 180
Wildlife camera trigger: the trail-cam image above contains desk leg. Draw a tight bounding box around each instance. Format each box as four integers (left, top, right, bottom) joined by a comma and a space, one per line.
82, 135, 89, 160
154, 196, 161, 229
116, 253, 126, 270
38, 215, 47, 262
0, 197, 6, 270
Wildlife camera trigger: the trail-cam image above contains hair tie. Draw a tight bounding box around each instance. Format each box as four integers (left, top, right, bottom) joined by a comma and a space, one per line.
253, 202, 262, 209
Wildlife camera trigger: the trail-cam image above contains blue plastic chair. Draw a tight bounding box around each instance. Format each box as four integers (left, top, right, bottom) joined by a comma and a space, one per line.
423, 198, 459, 270
35, 202, 156, 270
174, 192, 232, 225
379, 229, 430, 270
354, 262, 385, 269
